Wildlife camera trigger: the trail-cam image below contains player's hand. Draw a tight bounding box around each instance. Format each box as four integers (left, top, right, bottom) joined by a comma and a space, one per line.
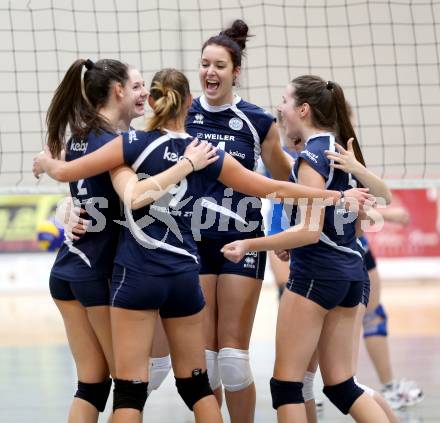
342, 188, 375, 213
275, 249, 289, 262
183, 139, 219, 171
32, 145, 52, 178
220, 239, 249, 263
386, 207, 410, 226
55, 196, 90, 241
325, 138, 363, 174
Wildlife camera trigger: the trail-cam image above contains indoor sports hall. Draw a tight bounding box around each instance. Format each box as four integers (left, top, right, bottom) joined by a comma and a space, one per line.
0, 1, 439, 422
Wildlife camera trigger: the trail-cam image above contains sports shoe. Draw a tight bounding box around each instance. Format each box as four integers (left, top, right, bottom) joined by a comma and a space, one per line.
381, 379, 424, 409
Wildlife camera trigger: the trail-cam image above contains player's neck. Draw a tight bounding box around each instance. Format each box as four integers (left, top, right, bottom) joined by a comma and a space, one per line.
98, 105, 130, 132
301, 125, 332, 143
162, 116, 186, 133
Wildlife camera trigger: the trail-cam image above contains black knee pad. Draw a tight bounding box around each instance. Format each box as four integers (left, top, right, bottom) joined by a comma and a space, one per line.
270, 377, 304, 410
74, 378, 112, 412
323, 377, 364, 415
175, 369, 213, 411
113, 379, 149, 412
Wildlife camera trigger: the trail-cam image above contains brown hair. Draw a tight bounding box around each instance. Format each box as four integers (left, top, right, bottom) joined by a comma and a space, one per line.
201, 19, 251, 69
147, 68, 190, 131
46, 58, 129, 158
290, 75, 366, 167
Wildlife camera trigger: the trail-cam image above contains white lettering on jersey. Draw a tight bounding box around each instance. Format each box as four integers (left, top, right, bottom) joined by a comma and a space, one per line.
128, 130, 138, 143
229, 150, 245, 160
163, 145, 180, 162
200, 133, 235, 141
193, 113, 204, 124
301, 150, 319, 164
70, 141, 88, 152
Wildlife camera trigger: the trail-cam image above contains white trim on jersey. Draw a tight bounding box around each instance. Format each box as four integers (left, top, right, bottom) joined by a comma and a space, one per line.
132, 133, 170, 172
200, 198, 248, 225
199, 94, 241, 112
325, 134, 336, 189
111, 266, 126, 306
125, 204, 199, 263
230, 105, 261, 170
63, 237, 91, 267
319, 232, 362, 258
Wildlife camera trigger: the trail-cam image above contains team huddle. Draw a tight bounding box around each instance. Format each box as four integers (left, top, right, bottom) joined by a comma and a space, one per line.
33, 19, 419, 423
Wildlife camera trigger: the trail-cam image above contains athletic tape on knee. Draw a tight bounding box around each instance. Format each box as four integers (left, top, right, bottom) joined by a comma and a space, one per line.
354, 377, 375, 397
175, 369, 213, 411
363, 303, 388, 337
218, 347, 253, 392
323, 377, 364, 415
270, 378, 304, 410
147, 355, 172, 395
113, 379, 149, 412
75, 378, 112, 412
205, 350, 221, 390
302, 371, 315, 402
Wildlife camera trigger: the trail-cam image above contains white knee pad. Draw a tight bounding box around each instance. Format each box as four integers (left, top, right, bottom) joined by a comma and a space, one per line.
353, 376, 375, 397
218, 347, 253, 392
205, 350, 221, 390
147, 355, 172, 395
302, 371, 316, 402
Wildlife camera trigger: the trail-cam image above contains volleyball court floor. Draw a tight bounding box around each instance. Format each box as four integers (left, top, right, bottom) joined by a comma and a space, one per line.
0, 257, 439, 422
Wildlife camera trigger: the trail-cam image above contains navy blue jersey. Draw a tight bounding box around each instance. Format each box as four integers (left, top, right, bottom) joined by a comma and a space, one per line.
186, 95, 274, 238
51, 130, 122, 282
288, 133, 364, 281
114, 129, 225, 275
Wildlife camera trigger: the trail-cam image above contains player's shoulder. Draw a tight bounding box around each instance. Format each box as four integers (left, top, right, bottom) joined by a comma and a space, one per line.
237, 98, 274, 120
304, 133, 335, 152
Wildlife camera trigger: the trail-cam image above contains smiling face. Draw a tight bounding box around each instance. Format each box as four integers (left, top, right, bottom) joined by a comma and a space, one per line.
277, 83, 305, 141
121, 67, 147, 120
199, 44, 240, 106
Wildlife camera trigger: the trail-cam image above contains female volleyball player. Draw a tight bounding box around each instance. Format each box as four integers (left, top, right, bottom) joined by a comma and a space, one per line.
185, 20, 295, 423
222, 75, 391, 422
34, 67, 371, 422
39, 59, 219, 422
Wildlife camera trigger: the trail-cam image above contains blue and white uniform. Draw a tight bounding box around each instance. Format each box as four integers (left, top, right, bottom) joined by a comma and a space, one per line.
186, 95, 274, 279
286, 133, 364, 309
356, 235, 376, 306
111, 129, 225, 317
50, 130, 121, 307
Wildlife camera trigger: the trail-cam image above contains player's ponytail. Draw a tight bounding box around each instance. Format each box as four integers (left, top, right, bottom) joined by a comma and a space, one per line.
290, 75, 366, 167
46, 58, 129, 158
202, 19, 252, 68
147, 68, 191, 132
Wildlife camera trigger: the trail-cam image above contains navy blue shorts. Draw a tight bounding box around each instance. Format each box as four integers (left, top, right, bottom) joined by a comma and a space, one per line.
111, 264, 205, 318
364, 249, 377, 271
286, 277, 363, 310
49, 274, 110, 307
197, 233, 266, 280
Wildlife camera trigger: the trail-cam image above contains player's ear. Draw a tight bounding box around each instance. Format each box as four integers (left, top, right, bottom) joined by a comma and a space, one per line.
300, 102, 310, 118
147, 94, 155, 109
113, 82, 124, 99
185, 93, 193, 108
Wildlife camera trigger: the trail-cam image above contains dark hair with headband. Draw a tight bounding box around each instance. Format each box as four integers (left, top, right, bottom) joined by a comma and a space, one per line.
201, 19, 251, 69
289, 75, 366, 167
46, 58, 129, 158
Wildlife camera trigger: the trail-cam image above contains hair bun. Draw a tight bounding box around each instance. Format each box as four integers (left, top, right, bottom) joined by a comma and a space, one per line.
221, 19, 249, 51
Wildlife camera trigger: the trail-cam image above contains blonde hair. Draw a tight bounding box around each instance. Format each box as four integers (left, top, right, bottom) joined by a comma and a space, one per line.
147, 69, 190, 131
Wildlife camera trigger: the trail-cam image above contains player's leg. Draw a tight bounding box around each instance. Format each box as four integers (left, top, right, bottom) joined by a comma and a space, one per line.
268, 250, 289, 299
160, 270, 223, 422
319, 305, 388, 423
273, 289, 326, 423
54, 299, 111, 423
110, 307, 156, 423
217, 273, 263, 423
148, 316, 172, 396
199, 274, 223, 405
